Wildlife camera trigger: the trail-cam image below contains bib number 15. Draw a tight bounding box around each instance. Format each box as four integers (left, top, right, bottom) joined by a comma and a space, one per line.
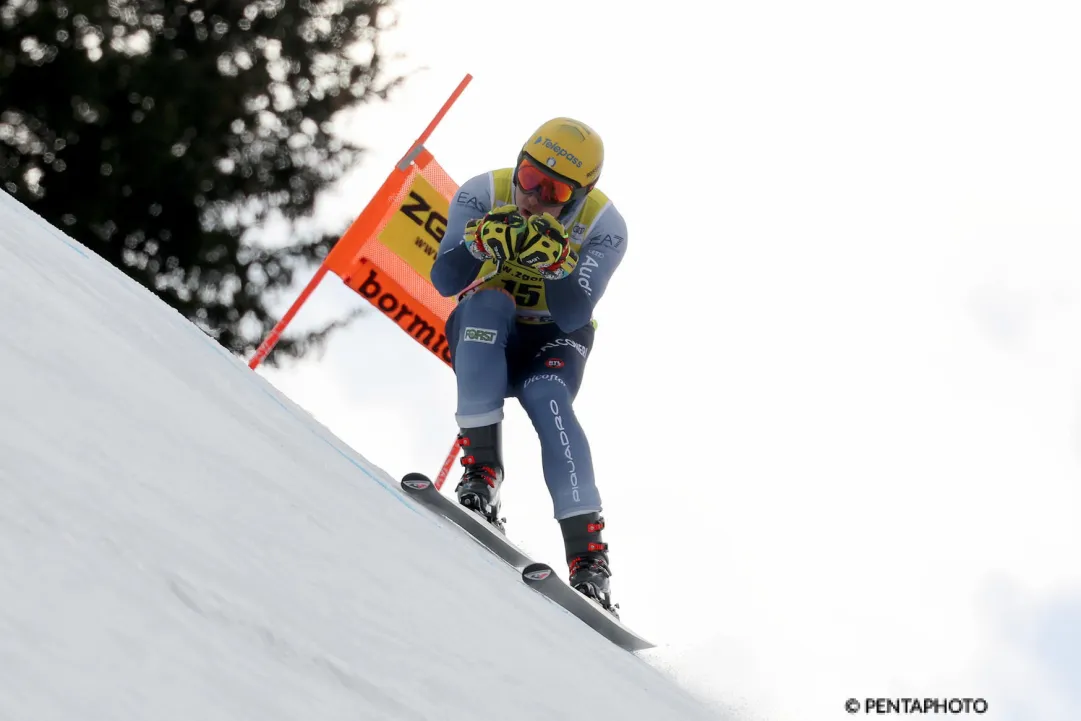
501, 279, 541, 307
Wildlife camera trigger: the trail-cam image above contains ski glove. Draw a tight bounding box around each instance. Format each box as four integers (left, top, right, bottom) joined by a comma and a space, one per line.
464, 205, 527, 265
515, 212, 578, 280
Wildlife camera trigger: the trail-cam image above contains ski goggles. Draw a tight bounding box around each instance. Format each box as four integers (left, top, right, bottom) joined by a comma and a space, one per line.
513, 155, 586, 205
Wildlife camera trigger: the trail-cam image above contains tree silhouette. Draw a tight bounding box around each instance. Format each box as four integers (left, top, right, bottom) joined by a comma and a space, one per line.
0, 0, 403, 363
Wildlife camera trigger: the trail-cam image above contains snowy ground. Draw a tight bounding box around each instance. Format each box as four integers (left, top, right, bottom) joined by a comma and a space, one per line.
0, 191, 727, 720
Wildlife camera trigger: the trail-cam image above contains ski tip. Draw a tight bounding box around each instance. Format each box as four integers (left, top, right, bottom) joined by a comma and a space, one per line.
522, 563, 555, 582
401, 472, 433, 491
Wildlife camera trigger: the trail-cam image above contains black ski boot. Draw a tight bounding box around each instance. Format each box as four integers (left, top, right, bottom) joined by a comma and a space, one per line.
455, 423, 506, 533
559, 512, 618, 617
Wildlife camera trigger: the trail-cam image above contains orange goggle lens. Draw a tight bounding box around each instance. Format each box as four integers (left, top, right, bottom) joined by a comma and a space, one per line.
515, 158, 577, 204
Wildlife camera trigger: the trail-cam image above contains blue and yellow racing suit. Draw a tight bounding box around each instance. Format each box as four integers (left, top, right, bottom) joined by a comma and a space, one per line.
430, 168, 628, 520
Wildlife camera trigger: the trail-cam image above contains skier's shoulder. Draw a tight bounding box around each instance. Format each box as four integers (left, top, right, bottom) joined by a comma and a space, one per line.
573, 187, 627, 255
450, 169, 504, 215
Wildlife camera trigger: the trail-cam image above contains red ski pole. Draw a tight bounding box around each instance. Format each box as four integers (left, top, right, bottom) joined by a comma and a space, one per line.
434, 436, 461, 491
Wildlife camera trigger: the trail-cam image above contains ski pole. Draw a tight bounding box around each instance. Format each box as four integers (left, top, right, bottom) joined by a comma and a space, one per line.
434, 436, 461, 491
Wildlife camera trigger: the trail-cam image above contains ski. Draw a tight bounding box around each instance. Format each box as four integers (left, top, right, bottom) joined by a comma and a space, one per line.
522, 563, 655, 652
400, 472, 534, 569
401, 472, 655, 653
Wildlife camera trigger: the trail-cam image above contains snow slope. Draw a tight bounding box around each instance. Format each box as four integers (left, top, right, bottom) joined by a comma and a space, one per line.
0, 190, 726, 721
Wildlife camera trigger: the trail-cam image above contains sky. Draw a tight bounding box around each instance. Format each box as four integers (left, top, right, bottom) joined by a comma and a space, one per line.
257, 1, 1081, 718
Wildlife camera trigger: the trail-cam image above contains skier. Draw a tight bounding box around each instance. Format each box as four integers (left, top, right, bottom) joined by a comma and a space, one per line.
429, 117, 628, 613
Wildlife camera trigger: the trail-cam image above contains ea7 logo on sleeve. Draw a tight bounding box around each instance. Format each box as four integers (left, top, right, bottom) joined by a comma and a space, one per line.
587, 233, 625, 250
464, 327, 498, 344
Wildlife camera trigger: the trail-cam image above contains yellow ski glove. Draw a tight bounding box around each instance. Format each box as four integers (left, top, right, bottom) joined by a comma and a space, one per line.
464, 205, 527, 265
515, 212, 578, 280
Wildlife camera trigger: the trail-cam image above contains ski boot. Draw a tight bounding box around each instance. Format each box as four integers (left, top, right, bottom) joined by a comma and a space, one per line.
455, 423, 506, 533
559, 512, 619, 618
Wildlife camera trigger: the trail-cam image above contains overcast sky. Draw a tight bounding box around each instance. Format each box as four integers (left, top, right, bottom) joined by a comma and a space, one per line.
258, 2, 1081, 718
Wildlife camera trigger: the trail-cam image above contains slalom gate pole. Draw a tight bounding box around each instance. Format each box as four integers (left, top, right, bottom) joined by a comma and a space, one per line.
246, 73, 473, 371
248, 267, 329, 369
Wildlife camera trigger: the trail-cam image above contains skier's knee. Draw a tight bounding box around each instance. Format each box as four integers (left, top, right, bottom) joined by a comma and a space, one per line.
519, 372, 574, 413
451, 288, 516, 357
462, 287, 516, 318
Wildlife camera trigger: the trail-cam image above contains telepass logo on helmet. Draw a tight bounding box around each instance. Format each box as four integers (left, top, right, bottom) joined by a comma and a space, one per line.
515, 117, 604, 205
532, 136, 584, 169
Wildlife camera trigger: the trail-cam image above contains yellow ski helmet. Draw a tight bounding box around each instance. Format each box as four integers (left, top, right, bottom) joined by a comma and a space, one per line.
515, 117, 604, 204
